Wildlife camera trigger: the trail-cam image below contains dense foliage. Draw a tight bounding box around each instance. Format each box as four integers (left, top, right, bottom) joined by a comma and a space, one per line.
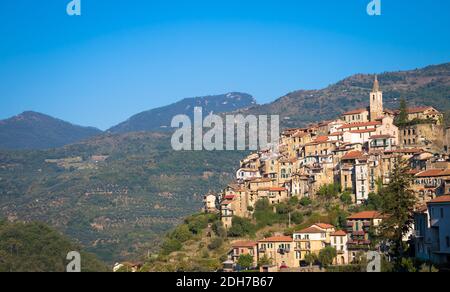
0, 220, 108, 272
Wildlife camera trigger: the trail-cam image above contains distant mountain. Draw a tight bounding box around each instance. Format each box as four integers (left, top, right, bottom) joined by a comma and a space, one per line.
108, 92, 256, 134
0, 111, 103, 150
237, 63, 450, 128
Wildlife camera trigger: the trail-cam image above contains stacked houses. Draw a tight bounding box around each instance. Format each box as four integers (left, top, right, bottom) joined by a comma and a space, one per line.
204, 76, 450, 269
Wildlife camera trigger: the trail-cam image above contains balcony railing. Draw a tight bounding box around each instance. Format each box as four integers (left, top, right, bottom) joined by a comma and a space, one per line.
278, 248, 291, 254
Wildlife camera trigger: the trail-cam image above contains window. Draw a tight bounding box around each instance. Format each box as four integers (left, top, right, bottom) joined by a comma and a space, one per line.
441, 208, 444, 219
447, 237, 450, 248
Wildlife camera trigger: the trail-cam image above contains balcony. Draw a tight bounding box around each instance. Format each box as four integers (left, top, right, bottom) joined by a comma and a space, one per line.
352, 230, 365, 236
278, 248, 291, 254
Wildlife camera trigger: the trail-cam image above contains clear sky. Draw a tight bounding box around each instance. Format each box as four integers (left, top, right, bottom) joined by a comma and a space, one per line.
0, 0, 449, 130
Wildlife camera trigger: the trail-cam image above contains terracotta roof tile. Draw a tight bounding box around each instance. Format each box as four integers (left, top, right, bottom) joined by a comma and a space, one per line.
331, 230, 347, 236
428, 195, 450, 204
295, 226, 325, 234
232, 241, 257, 248
348, 211, 382, 220
343, 108, 368, 115
258, 236, 293, 243
338, 121, 382, 130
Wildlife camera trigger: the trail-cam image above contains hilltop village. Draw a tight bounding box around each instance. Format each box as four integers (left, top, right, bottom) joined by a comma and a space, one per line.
204, 76, 450, 271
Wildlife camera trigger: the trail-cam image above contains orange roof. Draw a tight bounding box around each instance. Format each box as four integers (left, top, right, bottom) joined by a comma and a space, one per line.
338, 121, 382, 130
315, 136, 329, 143
389, 148, 425, 154
295, 226, 325, 234
416, 169, 450, 178
331, 230, 347, 236
348, 211, 382, 220
232, 241, 257, 248
349, 129, 376, 134
314, 223, 335, 229
428, 195, 450, 204
329, 132, 344, 136
406, 106, 436, 114
342, 150, 365, 160
224, 195, 236, 200
343, 108, 368, 115
258, 236, 293, 243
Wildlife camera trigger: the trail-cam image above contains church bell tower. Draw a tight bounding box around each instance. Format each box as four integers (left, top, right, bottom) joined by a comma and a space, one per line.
370, 75, 383, 121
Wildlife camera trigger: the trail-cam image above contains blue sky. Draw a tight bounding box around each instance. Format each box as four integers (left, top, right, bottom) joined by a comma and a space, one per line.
0, 0, 449, 130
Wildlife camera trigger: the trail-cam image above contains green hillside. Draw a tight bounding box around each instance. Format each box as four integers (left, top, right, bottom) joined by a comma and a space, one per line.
0, 220, 108, 272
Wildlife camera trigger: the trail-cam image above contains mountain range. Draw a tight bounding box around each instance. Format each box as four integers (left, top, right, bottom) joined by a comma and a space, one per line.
0, 62, 449, 263
108, 92, 256, 134
0, 93, 256, 150
0, 111, 102, 150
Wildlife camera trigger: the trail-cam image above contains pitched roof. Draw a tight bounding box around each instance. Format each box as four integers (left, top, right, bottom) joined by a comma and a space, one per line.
428, 195, 450, 204
343, 108, 368, 115
416, 169, 450, 178
224, 195, 236, 200
349, 129, 377, 134
406, 106, 436, 114
314, 223, 335, 229
338, 121, 382, 130
342, 150, 365, 160
232, 241, 257, 248
295, 226, 326, 234
331, 230, 347, 236
258, 236, 293, 243
348, 211, 382, 220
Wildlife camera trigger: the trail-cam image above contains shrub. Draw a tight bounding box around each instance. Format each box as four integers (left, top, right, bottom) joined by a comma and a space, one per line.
275, 203, 292, 215
340, 192, 353, 205
207, 238, 223, 250
237, 254, 254, 270
161, 239, 182, 255
318, 247, 337, 268
186, 215, 209, 235
170, 225, 192, 243
228, 217, 256, 237
291, 211, 304, 224
300, 197, 312, 207
212, 221, 227, 238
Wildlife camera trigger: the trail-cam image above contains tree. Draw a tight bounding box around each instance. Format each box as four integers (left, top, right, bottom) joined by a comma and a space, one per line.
340, 192, 353, 205
237, 254, 254, 270
299, 197, 312, 207
212, 221, 227, 238
378, 159, 417, 267
228, 217, 256, 237
258, 255, 272, 267
291, 211, 304, 225
304, 253, 318, 267
366, 192, 383, 211
161, 239, 182, 255
317, 183, 341, 201
318, 247, 337, 268
396, 98, 408, 126
170, 225, 192, 243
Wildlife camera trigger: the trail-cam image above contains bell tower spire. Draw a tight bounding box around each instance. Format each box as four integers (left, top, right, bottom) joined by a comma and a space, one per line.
370, 75, 383, 121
